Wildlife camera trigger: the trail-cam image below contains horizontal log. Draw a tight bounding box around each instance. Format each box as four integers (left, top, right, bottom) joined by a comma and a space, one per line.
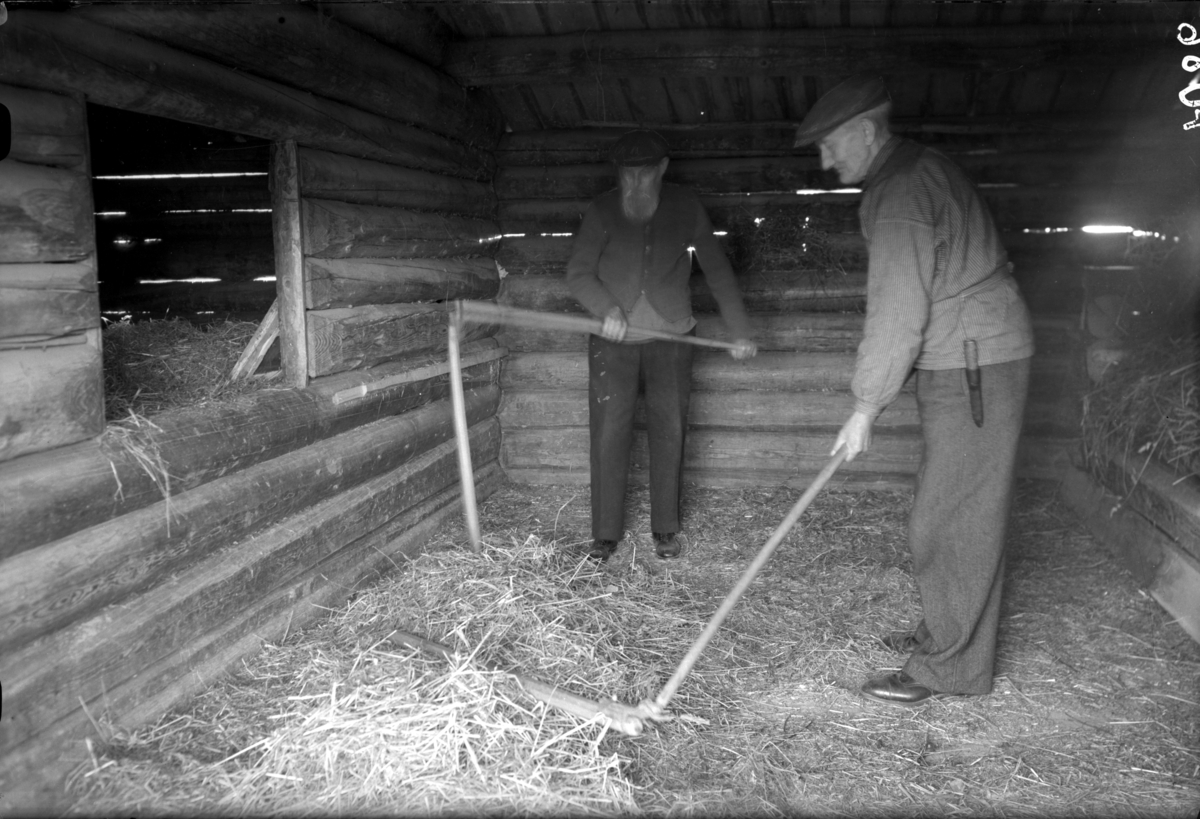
0, 419, 500, 756
0, 12, 493, 179
500, 388, 919, 430
298, 147, 498, 217
0, 459, 505, 809
443, 26, 1174, 86
76, 5, 503, 149
303, 198, 502, 260
497, 119, 1187, 164
0, 334, 103, 463
1094, 449, 1200, 564
306, 302, 499, 377
501, 426, 1075, 485
0, 83, 86, 169
0, 340, 501, 558
306, 256, 500, 310
320, 2, 451, 68
0, 159, 94, 263
0, 260, 94, 291
0, 283, 97, 340
0, 387, 500, 656
498, 271, 867, 315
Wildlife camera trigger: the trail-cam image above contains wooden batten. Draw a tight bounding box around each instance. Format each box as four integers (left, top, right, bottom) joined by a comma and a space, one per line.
0, 83, 87, 169
0, 12, 493, 179
306, 257, 500, 310
76, 4, 503, 150
307, 303, 499, 377
0, 159, 94, 263
0, 387, 500, 657
297, 147, 497, 217
0, 447, 505, 800
302, 198, 502, 260
0, 343, 501, 560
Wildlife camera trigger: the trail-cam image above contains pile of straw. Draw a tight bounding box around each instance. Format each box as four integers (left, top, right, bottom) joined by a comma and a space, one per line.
102, 317, 271, 421
1081, 330, 1200, 482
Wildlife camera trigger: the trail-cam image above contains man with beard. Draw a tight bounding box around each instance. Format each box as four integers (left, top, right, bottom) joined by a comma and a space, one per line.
566, 129, 757, 562
794, 76, 1035, 705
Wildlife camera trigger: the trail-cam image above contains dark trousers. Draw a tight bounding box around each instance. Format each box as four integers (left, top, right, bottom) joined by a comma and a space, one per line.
902, 357, 1031, 695
587, 333, 694, 541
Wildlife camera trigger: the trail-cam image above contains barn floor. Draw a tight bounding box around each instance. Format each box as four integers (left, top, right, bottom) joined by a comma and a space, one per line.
67, 477, 1200, 817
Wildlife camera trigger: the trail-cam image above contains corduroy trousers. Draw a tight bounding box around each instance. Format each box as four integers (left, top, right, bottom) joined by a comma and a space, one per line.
901, 356, 1031, 695
587, 333, 694, 541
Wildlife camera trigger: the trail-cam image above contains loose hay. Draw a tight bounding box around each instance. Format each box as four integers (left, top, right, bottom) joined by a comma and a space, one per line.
67, 481, 1200, 817
102, 317, 273, 421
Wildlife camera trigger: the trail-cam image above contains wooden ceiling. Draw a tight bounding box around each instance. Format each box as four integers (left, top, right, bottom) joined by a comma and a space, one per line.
327, 1, 1197, 140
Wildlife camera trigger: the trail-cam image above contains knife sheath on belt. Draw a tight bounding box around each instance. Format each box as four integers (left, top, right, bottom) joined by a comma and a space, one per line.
964, 339, 983, 427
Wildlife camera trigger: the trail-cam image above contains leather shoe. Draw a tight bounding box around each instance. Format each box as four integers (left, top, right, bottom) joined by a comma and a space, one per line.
587, 539, 618, 561
653, 532, 681, 559
861, 672, 945, 705
880, 630, 921, 653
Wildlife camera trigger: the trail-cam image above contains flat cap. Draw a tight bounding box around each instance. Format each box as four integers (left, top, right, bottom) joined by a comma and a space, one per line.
793, 75, 891, 147
609, 129, 670, 167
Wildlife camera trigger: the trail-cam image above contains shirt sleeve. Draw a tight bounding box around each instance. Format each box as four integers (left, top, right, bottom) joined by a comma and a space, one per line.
565, 203, 619, 319
851, 213, 939, 417
689, 200, 753, 341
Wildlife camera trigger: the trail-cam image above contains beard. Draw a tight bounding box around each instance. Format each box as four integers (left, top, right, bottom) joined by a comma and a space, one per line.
620, 184, 660, 225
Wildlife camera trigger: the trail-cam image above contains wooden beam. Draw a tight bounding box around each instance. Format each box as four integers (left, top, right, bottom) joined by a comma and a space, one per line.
74, 4, 503, 149
305, 257, 501, 311
443, 26, 1176, 86
0, 82, 87, 169
303, 199, 502, 260
319, 2, 451, 68
0, 12, 493, 179
272, 140, 308, 389
0, 159, 94, 263
298, 147, 497, 217
0, 341, 501, 559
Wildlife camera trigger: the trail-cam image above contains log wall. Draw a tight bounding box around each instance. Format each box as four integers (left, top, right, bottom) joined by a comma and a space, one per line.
489, 131, 1088, 490
0, 11, 506, 812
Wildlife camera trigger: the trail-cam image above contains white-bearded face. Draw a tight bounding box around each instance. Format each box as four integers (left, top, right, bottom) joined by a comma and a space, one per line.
618, 159, 668, 224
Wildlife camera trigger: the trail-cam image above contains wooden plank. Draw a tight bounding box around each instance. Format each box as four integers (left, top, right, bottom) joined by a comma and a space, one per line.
0, 342, 501, 559
498, 388, 922, 430
229, 298, 278, 381
271, 140, 307, 389
0, 12, 493, 179
305, 257, 500, 310
306, 303, 499, 377
0, 82, 87, 169
298, 147, 497, 217
0, 338, 103, 464
302, 198, 502, 260
0, 387, 500, 656
1059, 466, 1200, 644
77, 4, 502, 149
443, 26, 1175, 86
0, 461, 505, 815
0, 420, 501, 757
0, 159, 94, 263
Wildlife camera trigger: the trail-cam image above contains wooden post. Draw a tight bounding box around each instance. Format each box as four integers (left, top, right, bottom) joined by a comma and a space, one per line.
448, 303, 481, 553
271, 140, 308, 388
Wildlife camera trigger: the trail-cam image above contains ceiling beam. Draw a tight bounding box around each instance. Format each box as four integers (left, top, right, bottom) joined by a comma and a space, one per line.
443, 25, 1176, 86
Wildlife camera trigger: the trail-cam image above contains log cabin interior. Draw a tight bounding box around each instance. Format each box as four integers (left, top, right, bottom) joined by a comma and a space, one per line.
1, 0, 1198, 810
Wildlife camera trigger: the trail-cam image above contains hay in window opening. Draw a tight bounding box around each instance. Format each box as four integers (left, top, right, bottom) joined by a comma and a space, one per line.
102, 318, 275, 421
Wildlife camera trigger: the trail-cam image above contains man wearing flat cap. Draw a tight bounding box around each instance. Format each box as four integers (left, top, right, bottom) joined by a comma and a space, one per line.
794, 76, 1035, 705
566, 129, 757, 562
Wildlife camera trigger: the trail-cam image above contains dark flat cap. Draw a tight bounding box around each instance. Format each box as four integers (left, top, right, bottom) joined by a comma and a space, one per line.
793, 75, 891, 147
609, 129, 670, 167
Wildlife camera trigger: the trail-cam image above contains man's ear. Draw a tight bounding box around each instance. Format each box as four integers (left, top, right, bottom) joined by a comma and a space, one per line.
861, 118, 878, 146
